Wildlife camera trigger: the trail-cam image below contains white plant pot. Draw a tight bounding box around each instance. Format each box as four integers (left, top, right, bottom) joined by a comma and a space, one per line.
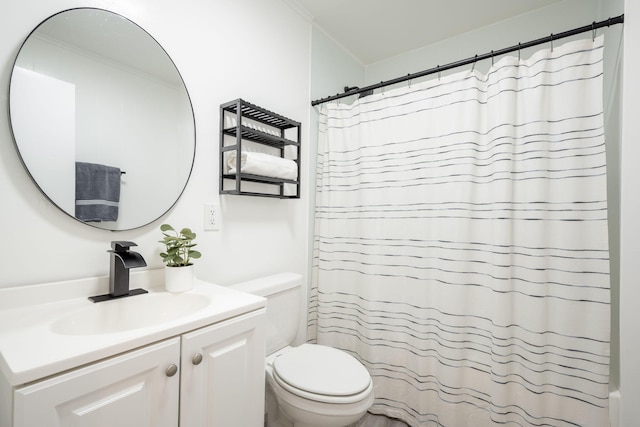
165, 264, 194, 293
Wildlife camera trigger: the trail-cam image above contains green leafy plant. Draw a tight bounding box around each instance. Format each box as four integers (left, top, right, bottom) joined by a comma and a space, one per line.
159, 224, 202, 267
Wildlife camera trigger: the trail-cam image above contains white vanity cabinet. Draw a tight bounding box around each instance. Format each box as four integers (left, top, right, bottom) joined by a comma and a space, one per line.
14, 337, 181, 427
180, 310, 266, 426
9, 309, 266, 427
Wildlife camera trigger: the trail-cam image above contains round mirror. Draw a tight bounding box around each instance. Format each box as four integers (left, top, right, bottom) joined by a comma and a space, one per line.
9, 8, 195, 231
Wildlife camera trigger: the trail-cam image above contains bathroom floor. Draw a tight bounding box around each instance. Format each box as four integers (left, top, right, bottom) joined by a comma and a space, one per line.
351, 413, 409, 427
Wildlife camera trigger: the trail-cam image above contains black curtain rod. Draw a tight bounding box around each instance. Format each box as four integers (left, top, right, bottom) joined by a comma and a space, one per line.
311, 14, 624, 106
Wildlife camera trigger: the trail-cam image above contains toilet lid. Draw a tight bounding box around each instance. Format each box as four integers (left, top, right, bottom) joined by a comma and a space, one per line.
272, 344, 371, 397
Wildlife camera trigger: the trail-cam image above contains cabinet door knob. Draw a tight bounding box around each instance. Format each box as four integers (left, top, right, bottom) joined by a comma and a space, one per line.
192, 353, 203, 365
166, 364, 178, 377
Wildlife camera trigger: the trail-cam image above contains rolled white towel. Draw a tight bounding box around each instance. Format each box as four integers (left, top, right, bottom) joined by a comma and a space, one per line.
227, 151, 298, 180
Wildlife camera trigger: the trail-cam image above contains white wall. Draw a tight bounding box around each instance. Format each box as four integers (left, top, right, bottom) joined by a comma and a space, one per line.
620, 1, 640, 425
0, 0, 312, 288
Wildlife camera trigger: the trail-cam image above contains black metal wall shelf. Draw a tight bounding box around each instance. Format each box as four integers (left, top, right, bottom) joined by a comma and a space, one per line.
221, 126, 299, 149
220, 99, 301, 199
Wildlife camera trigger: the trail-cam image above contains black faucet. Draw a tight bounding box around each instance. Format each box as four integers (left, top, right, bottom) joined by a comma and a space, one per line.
89, 241, 148, 303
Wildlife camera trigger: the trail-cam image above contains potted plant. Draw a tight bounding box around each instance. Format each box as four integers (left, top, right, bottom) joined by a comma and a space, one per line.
159, 224, 201, 292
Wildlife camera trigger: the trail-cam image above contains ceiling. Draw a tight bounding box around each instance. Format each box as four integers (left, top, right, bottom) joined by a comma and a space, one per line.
292, 0, 565, 64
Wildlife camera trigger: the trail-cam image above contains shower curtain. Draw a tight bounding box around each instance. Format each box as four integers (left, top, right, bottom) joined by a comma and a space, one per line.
309, 36, 610, 427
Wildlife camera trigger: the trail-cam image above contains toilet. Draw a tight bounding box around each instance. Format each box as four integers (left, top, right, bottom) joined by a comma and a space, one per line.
231, 272, 374, 427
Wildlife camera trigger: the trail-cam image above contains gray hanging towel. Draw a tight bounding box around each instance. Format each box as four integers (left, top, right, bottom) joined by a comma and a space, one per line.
75, 161, 121, 222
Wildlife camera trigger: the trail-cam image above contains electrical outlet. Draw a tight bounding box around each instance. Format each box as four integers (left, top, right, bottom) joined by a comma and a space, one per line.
204, 203, 220, 231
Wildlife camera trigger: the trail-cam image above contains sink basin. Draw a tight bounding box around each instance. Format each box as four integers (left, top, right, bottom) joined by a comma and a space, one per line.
51, 292, 210, 335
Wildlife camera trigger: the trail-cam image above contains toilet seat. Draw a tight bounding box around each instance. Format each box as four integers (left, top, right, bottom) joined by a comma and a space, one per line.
272, 344, 372, 404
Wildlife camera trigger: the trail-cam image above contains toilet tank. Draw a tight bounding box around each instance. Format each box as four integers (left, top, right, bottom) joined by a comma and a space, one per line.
230, 272, 302, 355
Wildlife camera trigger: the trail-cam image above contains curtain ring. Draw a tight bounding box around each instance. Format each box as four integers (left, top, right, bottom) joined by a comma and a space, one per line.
437, 65, 441, 80
592, 21, 597, 41
380, 81, 385, 95
518, 43, 521, 61
472, 54, 478, 71
550, 33, 554, 52
407, 73, 412, 88
491, 51, 494, 66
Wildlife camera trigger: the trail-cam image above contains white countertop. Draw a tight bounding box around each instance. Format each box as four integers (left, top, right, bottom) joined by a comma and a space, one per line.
0, 270, 266, 386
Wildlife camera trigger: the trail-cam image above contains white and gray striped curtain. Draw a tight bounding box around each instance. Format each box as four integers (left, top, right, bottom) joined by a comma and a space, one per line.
309, 36, 610, 427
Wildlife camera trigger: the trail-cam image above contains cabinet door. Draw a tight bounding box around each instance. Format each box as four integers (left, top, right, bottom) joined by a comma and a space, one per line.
14, 338, 180, 427
180, 309, 266, 427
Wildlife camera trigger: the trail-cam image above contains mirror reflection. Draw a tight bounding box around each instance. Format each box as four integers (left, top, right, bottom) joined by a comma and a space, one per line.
9, 8, 195, 231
